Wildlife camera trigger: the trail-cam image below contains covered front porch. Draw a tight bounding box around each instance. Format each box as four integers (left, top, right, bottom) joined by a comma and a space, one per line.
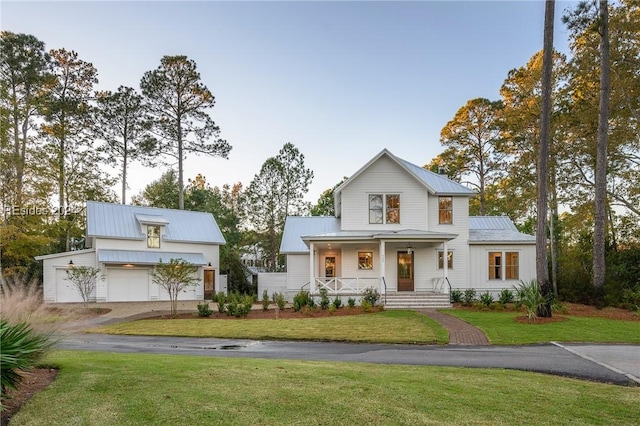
302, 230, 458, 305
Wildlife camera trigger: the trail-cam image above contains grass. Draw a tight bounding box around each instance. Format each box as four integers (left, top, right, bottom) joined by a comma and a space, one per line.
9, 350, 640, 425
445, 310, 640, 345
89, 310, 449, 344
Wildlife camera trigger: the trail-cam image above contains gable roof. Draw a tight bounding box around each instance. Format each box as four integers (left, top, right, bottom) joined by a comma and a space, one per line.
469, 216, 535, 244
86, 201, 225, 244
335, 148, 474, 197
280, 216, 341, 253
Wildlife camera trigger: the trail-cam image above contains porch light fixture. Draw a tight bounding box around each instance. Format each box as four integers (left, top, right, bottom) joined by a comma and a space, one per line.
407, 246, 412, 255
68, 260, 74, 267
205, 262, 213, 270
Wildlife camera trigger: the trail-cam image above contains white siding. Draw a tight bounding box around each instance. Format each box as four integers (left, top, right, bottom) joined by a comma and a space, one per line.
42, 250, 98, 303
468, 244, 536, 295
340, 155, 429, 231
258, 273, 287, 300
286, 254, 310, 294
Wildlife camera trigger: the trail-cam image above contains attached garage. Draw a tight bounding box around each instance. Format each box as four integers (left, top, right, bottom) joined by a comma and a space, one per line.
55, 268, 85, 303
107, 267, 150, 302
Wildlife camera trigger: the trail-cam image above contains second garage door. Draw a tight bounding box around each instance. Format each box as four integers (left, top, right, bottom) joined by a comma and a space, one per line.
107, 268, 149, 302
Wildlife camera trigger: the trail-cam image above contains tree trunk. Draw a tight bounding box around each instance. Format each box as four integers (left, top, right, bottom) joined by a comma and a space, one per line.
122, 136, 128, 204
593, 0, 610, 290
536, 0, 555, 317
177, 118, 184, 210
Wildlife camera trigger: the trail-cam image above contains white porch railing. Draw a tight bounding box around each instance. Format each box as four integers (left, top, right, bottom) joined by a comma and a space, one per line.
314, 277, 380, 295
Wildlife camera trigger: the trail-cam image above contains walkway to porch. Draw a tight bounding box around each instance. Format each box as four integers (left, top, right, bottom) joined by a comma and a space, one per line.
417, 309, 490, 346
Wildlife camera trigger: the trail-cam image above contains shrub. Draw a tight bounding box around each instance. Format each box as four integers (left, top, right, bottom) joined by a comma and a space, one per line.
319, 287, 330, 310
262, 290, 270, 311
479, 291, 494, 307
272, 292, 286, 311
211, 292, 219, 303
197, 302, 213, 317
450, 289, 463, 303
463, 288, 477, 306
216, 292, 227, 314
0, 320, 53, 405
0, 275, 63, 327
515, 280, 547, 321
225, 293, 253, 318
362, 287, 381, 307
347, 297, 356, 308
293, 290, 313, 312
498, 288, 514, 305
332, 296, 342, 309
328, 305, 336, 315
361, 300, 372, 312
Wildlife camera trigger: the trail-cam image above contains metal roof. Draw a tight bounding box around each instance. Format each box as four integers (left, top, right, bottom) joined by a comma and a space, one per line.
280, 216, 341, 253
97, 249, 208, 265
468, 216, 535, 244
86, 201, 225, 244
334, 149, 476, 198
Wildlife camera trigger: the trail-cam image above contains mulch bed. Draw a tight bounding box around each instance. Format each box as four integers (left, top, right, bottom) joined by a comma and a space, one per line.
1, 368, 58, 425
145, 305, 381, 320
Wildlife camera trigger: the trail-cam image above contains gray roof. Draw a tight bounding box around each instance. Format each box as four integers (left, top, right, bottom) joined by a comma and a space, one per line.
281, 216, 340, 253
97, 249, 208, 265
335, 149, 476, 198
469, 216, 535, 244
86, 201, 225, 244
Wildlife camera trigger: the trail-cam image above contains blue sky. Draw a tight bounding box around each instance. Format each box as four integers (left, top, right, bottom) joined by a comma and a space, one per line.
2, 1, 578, 203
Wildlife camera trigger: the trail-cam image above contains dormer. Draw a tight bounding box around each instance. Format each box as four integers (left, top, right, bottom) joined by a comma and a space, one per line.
135, 214, 169, 248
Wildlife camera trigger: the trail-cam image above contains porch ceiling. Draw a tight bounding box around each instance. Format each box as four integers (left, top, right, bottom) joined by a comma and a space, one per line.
302, 229, 458, 248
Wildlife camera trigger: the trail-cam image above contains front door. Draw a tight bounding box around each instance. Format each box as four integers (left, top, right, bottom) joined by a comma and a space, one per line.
204, 269, 215, 300
397, 251, 414, 291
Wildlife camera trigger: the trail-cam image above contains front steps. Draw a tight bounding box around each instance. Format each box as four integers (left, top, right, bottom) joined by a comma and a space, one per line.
384, 291, 452, 309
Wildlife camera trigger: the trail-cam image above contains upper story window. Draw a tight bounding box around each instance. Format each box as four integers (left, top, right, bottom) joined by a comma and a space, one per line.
438, 196, 453, 224
369, 194, 400, 224
147, 225, 160, 248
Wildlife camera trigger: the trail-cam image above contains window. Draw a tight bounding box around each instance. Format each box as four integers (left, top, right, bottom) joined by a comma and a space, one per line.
358, 251, 373, 270
505, 252, 519, 280
437, 250, 453, 269
325, 257, 335, 278
369, 194, 400, 224
147, 225, 160, 248
369, 195, 383, 223
386, 195, 400, 223
438, 196, 453, 224
488, 251, 519, 280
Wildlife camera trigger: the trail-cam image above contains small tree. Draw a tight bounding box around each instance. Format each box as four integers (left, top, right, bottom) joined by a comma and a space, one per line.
65, 266, 101, 308
150, 258, 199, 318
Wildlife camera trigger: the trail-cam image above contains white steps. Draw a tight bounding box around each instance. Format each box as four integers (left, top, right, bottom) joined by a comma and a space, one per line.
383, 291, 451, 309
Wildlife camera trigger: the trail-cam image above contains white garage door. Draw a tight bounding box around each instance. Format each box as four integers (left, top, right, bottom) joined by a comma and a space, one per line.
55, 268, 85, 303
107, 268, 149, 302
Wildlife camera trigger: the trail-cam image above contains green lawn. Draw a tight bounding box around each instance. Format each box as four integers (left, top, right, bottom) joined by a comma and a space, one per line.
444, 310, 640, 345
89, 310, 449, 344
11, 351, 640, 426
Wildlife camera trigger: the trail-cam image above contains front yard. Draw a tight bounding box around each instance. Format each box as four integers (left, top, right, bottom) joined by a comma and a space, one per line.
9, 351, 640, 426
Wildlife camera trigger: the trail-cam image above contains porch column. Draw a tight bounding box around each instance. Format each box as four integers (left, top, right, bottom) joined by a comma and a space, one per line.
443, 241, 449, 294
309, 242, 315, 294
379, 240, 386, 295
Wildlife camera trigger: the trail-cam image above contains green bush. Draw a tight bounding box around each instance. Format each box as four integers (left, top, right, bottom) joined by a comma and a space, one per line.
361, 300, 372, 312
479, 291, 494, 307
515, 280, 547, 321
450, 289, 463, 303
225, 293, 253, 318
319, 287, 330, 310
262, 290, 270, 311
362, 287, 381, 307
332, 296, 342, 309
347, 297, 356, 308
498, 288, 514, 305
1, 320, 53, 405
216, 292, 227, 314
293, 290, 313, 312
197, 302, 213, 317
463, 288, 477, 306
272, 292, 286, 310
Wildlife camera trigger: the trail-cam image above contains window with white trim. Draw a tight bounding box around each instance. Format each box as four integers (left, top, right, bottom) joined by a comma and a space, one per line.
438, 196, 453, 224
147, 225, 160, 248
437, 250, 453, 269
488, 251, 519, 280
369, 194, 400, 224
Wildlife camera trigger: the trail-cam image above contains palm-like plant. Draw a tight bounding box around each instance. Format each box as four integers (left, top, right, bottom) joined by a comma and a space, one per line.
0, 320, 53, 407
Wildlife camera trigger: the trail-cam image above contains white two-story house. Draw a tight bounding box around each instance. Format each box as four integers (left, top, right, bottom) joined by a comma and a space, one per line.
36, 201, 225, 303
274, 149, 536, 307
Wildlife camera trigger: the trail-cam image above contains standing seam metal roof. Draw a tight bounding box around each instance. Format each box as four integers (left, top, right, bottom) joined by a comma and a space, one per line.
86, 201, 225, 244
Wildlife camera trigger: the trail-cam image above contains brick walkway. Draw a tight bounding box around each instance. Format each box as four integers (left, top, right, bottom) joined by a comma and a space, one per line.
417, 309, 490, 346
